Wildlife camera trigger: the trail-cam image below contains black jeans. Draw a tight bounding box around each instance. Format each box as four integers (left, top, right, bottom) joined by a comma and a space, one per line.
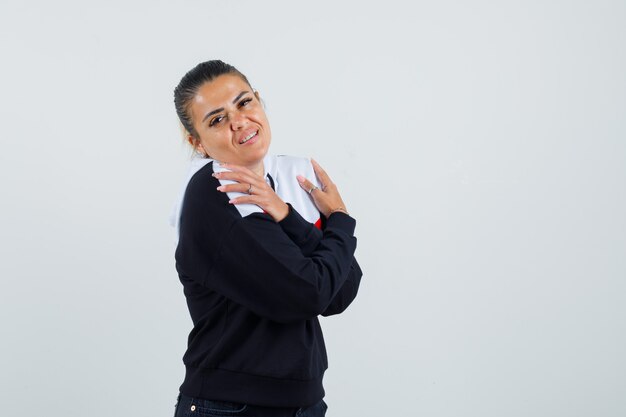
173, 392, 328, 417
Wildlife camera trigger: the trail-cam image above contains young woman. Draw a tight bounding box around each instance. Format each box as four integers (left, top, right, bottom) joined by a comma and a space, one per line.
171, 60, 362, 417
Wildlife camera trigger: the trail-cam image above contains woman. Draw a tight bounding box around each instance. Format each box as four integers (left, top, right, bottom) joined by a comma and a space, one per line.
170, 60, 362, 417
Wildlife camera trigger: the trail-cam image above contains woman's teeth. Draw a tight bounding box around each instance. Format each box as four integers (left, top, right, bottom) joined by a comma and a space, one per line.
241, 131, 258, 144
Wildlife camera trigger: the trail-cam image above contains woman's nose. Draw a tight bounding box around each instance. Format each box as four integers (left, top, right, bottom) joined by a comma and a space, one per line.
229, 112, 247, 130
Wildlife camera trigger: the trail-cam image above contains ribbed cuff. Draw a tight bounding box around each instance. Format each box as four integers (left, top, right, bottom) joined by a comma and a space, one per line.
325, 211, 356, 235
278, 203, 309, 236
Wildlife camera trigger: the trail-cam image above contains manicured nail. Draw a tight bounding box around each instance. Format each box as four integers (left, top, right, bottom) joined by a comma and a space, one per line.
296, 175, 305, 183
217, 186, 225, 191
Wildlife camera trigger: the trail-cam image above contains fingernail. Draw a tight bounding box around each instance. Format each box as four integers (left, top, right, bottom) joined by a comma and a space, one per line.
212, 173, 218, 177
296, 175, 305, 183
217, 186, 224, 191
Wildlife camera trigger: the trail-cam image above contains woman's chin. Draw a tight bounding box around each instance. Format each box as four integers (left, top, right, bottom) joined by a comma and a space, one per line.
224, 151, 269, 167
213, 138, 270, 166
246, 141, 270, 163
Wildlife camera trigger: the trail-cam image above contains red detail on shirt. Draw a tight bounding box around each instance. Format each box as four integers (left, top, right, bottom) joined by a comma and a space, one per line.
314, 218, 322, 230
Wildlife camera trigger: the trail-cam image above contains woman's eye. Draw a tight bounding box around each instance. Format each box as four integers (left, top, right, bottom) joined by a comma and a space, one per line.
209, 116, 223, 127
239, 98, 252, 107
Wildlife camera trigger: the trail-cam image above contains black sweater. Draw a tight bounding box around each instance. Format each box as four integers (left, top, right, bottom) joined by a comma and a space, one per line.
175, 161, 362, 407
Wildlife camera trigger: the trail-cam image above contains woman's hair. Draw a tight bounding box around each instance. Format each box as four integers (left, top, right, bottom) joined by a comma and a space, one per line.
173, 60, 252, 141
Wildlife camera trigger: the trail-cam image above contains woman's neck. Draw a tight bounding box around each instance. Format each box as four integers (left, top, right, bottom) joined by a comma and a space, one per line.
247, 160, 265, 178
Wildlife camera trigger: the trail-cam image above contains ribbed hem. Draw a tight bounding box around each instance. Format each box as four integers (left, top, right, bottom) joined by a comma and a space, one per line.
180, 366, 325, 408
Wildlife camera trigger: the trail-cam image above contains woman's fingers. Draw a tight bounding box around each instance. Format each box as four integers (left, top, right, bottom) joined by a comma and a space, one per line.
213, 163, 289, 221
311, 158, 332, 190
213, 170, 261, 188
297, 159, 348, 218
296, 175, 320, 195
214, 165, 268, 197
212, 169, 253, 182
218, 163, 255, 177
228, 195, 259, 205
217, 182, 253, 194
214, 160, 345, 220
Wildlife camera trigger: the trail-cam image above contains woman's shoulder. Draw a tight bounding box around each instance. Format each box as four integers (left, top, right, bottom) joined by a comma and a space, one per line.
182, 160, 230, 212
187, 159, 215, 186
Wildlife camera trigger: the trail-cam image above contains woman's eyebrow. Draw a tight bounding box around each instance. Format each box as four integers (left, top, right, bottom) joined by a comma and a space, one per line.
233, 90, 250, 103
202, 108, 223, 123
202, 90, 250, 123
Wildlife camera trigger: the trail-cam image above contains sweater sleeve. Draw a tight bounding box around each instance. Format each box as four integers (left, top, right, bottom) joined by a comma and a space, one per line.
279, 204, 363, 316
175, 172, 358, 324
278, 203, 323, 255
321, 257, 363, 316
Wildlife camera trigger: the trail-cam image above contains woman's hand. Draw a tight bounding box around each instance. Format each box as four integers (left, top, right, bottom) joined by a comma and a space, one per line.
213, 163, 290, 222
297, 159, 349, 218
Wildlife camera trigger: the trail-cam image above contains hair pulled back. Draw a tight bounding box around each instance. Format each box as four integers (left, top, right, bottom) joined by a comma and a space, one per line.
173, 60, 252, 140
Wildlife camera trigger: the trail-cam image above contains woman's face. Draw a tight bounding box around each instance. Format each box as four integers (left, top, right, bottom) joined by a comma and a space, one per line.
188, 74, 271, 167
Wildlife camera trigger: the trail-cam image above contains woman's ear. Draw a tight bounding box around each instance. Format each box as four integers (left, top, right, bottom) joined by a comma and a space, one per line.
186, 134, 196, 148
187, 135, 204, 155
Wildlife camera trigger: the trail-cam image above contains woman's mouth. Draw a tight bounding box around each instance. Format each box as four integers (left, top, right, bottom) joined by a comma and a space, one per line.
240, 130, 258, 144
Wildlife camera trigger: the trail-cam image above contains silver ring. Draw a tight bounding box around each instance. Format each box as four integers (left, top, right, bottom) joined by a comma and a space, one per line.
247, 184, 253, 194
308, 185, 319, 195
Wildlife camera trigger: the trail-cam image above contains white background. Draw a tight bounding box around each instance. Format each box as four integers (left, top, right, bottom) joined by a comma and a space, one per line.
1, 1, 624, 416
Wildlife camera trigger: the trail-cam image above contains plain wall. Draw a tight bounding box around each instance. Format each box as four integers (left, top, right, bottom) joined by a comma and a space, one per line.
1, 1, 624, 416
